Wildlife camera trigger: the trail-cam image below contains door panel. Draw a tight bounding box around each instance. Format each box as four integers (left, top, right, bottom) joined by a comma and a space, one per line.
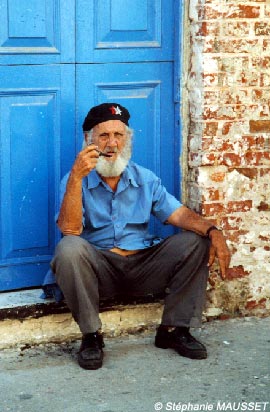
76, 62, 177, 238
0, 65, 75, 291
76, 0, 173, 63
0, 0, 179, 291
0, 0, 75, 64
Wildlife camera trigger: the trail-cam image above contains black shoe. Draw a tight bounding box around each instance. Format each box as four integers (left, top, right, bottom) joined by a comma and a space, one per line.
78, 332, 104, 370
155, 326, 207, 360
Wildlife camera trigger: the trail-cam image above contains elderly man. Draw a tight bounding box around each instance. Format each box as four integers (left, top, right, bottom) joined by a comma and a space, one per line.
51, 102, 230, 370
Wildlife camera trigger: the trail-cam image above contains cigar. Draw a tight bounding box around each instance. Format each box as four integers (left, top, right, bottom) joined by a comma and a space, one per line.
87, 143, 112, 157
96, 149, 112, 158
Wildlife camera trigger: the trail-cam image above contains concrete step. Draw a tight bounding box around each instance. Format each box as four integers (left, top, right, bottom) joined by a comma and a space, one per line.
0, 289, 164, 349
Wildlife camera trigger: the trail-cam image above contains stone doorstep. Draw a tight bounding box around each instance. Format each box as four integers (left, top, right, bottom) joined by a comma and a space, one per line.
0, 289, 165, 349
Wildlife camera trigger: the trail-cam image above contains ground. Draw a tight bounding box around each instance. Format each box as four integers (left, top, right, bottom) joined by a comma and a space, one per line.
0, 317, 269, 412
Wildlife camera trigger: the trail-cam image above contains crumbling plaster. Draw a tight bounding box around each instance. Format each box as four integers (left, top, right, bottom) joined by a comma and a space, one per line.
181, 0, 270, 317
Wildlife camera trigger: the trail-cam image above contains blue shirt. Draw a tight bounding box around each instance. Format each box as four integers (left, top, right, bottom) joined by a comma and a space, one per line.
58, 161, 182, 250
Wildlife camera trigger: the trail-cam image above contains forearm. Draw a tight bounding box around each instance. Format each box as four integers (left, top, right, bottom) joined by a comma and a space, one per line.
167, 206, 215, 236
57, 172, 84, 235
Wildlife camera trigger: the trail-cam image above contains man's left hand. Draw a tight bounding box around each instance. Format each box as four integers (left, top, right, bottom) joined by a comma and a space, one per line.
208, 230, 231, 279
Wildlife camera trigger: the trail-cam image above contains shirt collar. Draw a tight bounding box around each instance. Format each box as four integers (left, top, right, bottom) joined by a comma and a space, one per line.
86, 161, 139, 189
86, 170, 102, 189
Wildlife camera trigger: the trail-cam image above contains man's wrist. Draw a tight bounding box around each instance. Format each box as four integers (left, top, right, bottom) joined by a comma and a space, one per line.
205, 225, 220, 238
69, 169, 84, 185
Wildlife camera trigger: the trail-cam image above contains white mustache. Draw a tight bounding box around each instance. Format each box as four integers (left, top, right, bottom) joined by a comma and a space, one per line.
104, 147, 118, 153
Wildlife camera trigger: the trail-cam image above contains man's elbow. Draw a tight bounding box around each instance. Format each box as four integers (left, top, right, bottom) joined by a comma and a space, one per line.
57, 222, 83, 236
166, 206, 186, 227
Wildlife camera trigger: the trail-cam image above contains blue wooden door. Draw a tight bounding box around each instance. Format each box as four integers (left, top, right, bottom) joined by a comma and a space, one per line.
76, 0, 179, 239
0, 1, 75, 291
0, 0, 179, 291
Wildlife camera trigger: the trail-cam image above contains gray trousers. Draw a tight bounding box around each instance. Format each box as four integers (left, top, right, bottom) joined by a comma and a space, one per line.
51, 232, 209, 334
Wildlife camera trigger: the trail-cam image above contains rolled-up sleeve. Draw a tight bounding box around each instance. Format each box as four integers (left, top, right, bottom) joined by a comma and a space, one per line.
151, 178, 182, 223
54, 173, 69, 223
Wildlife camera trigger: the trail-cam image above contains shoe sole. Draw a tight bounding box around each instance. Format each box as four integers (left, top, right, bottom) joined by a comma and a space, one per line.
155, 342, 207, 360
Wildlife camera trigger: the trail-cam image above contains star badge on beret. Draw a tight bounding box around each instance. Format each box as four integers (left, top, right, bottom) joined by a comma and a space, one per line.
109, 105, 122, 115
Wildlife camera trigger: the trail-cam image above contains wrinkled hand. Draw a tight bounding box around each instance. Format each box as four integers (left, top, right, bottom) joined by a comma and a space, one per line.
71, 144, 99, 179
208, 230, 231, 279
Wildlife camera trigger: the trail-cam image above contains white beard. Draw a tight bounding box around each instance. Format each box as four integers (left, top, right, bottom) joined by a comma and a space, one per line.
95, 138, 132, 177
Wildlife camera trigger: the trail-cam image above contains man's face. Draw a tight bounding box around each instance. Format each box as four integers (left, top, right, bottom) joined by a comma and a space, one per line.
91, 120, 127, 162
86, 120, 132, 178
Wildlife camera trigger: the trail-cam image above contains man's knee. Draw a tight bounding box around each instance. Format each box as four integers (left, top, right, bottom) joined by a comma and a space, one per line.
171, 231, 209, 249
184, 231, 210, 253
54, 235, 92, 263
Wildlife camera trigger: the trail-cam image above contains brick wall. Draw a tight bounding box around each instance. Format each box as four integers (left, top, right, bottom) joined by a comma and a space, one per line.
185, 0, 270, 318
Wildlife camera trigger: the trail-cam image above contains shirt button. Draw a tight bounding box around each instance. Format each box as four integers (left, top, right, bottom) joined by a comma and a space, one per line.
116, 224, 120, 228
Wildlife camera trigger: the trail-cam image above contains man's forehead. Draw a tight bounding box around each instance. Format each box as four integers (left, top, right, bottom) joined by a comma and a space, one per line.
93, 120, 126, 133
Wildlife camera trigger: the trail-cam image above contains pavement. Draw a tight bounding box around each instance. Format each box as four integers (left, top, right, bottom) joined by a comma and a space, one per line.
0, 316, 269, 412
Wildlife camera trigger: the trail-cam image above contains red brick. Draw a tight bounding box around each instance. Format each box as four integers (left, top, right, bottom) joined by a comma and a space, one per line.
226, 265, 250, 280
220, 57, 249, 72
218, 141, 234, 151
205, 153, 219, 164
226, 230, 250, 243
262, 39, 270, 52
202, 203, 225, 216
220, 89, 249, 105
202, 138, 212, 151
210, 172, 226, 182
257, 201, 270, 211
227, 200, 252, 213
195, 21, 220, 37
224, 5, 260, 19
198, 5, 224, 20
251, 57, 270, 70
255, 22, 270, 36
204, 91, 219, 106
221, 153, 242, 167
260, 72, 270, 87
252, 89, 262, 100
203, 106, 243, 121
259, 234, 270, 241
260, 168, 270, 177
222, 122, 234, 136
245, 298, 266, 310
221, 21, 249, 37
228, 168, 258, 180
205, 39, 259, 54
235, 135, 266, 150
220, 216, 242, 230
237, 72, 259, 87
252, 89, 270, 106
250, 120, 270, 133
203, 73, 219, 86
203, 189, 222, 202
244, 151, 270, 165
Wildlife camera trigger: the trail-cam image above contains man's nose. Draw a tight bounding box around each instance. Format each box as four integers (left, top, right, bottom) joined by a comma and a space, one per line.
107, 134, 118, 145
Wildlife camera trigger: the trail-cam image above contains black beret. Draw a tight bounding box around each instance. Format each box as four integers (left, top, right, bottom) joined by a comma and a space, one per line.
82, 103, 130, 131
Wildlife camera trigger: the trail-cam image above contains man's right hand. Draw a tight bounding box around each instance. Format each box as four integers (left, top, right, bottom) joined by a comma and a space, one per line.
71, 144, 100, 179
